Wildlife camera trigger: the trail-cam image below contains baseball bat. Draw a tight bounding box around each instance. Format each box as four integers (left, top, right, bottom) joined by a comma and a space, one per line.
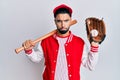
15, 20, 77, 54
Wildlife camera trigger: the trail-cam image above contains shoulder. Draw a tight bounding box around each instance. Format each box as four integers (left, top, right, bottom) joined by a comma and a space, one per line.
72, 34, 85, 44
41, 35, 56, 44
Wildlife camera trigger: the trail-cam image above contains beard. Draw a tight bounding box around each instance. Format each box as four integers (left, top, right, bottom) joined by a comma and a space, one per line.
57, 28, 69, 34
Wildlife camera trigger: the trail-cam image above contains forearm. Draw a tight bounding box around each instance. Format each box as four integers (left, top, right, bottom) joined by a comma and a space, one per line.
82, 43, 99, 71
25, 42, 44, 63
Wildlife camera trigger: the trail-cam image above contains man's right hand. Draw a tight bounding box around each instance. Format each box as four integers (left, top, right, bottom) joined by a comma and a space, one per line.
22, 40, 35, 51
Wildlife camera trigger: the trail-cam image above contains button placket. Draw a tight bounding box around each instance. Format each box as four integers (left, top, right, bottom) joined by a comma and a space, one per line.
65, 43, 68, 46
68, 64, 71, 67
54, 60, 56, 63
51, 70, 54, 74
69, 74, 72, 77
56, 49, 58, 52
67, 53, 69, 56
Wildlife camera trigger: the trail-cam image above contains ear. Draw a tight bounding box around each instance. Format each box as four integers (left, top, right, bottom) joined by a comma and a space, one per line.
54, 19, 57, 25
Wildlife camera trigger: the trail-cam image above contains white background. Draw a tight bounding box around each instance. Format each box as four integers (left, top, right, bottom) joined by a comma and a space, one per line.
0, 0, 120, 80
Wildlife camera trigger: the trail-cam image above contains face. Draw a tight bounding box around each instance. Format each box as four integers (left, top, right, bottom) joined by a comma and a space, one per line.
55, 13, 71, 34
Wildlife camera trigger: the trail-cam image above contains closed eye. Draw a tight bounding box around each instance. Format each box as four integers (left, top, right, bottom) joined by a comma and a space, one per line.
55, 20, 61, 23
64, 19, 69, 22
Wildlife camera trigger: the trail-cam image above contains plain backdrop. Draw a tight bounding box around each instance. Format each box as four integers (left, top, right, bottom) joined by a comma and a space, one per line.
0, 0, 120, 80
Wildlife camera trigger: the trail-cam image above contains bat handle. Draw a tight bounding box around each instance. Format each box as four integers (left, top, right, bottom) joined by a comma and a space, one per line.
15, 47, 24, 54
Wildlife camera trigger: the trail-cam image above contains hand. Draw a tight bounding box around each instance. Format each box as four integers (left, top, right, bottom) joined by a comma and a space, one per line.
85, 17, 106, 44
22, 40, 35, 51
91, 41, 99, 47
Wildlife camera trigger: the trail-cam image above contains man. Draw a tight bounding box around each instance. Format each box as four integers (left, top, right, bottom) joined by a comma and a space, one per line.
23, 4, 99, 80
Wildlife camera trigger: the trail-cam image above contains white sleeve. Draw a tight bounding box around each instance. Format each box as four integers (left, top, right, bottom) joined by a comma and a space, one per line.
26, 42, 44, 63
82, 44, 99, 71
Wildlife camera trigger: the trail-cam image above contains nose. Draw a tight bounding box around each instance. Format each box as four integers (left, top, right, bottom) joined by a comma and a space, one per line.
61, 21, 65, 27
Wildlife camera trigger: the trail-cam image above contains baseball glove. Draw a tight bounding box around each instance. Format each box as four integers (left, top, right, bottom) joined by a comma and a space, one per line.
85, 17, 106, 44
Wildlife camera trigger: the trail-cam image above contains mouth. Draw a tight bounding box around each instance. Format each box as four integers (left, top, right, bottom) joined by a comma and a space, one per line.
60, 27, 67, 30
57, 27, 69, 34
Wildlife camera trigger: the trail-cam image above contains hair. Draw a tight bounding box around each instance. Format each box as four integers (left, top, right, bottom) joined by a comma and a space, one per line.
54, 8, 72, 18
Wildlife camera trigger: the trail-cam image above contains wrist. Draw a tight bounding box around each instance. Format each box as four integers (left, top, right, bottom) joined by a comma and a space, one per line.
25, 49, 32, 54
90, 43, 99, 53
91, 41, 99, 47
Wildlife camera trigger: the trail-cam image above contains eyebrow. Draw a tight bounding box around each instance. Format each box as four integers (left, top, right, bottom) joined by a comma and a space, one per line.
55, 19, 70, 22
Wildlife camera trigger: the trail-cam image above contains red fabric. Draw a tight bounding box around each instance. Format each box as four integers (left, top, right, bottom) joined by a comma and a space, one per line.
25, 49, 32, 54
41, 34, 84, 80
90, 46, 99, 52
53, 4, 72, 15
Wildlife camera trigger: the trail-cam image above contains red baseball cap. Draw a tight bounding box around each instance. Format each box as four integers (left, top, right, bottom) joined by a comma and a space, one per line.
53, 4, 72, 15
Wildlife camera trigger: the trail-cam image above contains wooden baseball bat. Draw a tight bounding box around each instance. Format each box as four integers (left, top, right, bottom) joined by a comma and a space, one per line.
15, 20, 77, 54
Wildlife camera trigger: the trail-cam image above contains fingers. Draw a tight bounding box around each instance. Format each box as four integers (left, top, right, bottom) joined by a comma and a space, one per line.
86, 17, 106, 44
91, 41, 99, 47
22, 40, 35, 50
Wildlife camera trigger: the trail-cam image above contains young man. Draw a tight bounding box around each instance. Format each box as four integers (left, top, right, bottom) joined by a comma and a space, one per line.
23, 4, 99, 80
